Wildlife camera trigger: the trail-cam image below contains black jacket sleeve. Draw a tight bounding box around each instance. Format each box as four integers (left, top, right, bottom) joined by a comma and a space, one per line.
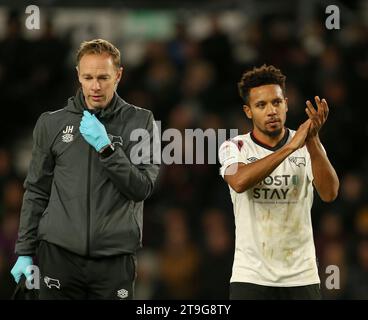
15, 113, 54, 256
99, 111, 160, 202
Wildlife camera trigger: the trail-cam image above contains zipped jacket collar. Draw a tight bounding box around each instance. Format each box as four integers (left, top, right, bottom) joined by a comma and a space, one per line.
65, 88, 128, 118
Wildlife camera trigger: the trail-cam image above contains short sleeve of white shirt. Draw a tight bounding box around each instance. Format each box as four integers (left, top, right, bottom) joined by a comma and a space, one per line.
218, 140, 246, 178
306, 151, 313, 182
305, 142, 327, 183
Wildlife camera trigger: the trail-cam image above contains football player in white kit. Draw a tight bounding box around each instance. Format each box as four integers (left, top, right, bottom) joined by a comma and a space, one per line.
219, 65, 339, 299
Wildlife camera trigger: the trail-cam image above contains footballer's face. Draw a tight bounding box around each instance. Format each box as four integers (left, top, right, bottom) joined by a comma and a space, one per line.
243, 84, 288, 138
77, 53, 122, 110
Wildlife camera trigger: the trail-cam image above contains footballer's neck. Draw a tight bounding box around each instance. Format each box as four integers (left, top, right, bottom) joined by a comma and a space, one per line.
252, 126, 286, 148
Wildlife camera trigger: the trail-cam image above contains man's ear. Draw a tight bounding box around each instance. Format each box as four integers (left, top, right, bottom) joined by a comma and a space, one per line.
243, 104, 252, 119
76, 66, 81, 83
116, 66, 123, 84
284, 97, 288, 112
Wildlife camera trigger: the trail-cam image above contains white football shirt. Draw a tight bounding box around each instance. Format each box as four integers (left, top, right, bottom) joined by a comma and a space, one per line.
219, 129, 320, 287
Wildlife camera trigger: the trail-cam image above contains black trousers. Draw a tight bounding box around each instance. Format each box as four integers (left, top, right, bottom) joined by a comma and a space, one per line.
37, 240, 136, 300
230, 282, 321, 300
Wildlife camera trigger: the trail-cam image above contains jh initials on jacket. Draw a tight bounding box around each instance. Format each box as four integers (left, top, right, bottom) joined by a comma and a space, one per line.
63, 126, 74, 134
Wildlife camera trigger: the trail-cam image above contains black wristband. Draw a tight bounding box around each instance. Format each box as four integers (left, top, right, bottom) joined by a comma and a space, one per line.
99, 144, 115, 159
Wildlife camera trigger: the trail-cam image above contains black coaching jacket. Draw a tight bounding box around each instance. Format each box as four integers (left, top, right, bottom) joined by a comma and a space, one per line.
15, 89, 160, 257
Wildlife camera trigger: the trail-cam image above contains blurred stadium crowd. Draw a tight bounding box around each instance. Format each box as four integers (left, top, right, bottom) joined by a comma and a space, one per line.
0, 2, 368, 299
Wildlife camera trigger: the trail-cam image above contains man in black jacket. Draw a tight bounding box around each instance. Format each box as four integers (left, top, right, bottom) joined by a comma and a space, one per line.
10, 39, 160, 299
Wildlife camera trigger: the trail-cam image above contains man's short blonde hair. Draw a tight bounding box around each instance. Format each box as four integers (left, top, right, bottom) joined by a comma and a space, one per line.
76, 39, 121, 69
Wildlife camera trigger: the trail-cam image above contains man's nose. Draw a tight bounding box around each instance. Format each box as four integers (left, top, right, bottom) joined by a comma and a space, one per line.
266, 103, 277, 115
91, 80, 101, 91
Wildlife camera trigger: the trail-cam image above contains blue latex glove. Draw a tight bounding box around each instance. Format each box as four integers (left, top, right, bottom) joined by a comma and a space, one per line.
10, 256, 33, 283
79, 110, 111, 152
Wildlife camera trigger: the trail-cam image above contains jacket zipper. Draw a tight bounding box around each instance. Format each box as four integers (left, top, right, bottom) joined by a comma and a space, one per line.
86, 146, 92, 256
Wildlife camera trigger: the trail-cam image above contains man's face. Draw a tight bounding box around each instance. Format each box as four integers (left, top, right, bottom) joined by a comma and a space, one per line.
77, 53, 122, 110
243, 84, 288, 137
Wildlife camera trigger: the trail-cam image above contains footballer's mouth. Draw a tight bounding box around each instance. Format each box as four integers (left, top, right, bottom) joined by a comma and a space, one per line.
265, 118, 281, 125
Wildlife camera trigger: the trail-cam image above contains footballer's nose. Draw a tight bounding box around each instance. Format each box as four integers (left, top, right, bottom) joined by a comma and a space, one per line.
266, 104, 277, 116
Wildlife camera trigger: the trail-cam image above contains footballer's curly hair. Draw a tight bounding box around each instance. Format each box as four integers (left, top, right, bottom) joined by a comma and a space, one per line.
238, 64, 286, 105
